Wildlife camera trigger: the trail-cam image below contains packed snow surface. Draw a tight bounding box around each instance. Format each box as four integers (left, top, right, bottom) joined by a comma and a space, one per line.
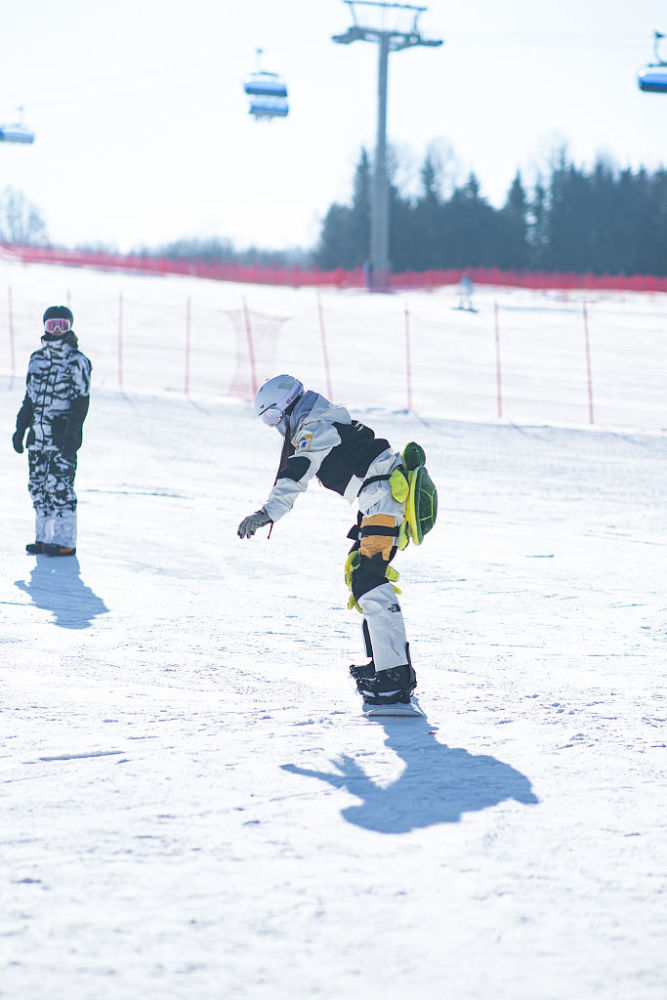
1, 261, 666, 999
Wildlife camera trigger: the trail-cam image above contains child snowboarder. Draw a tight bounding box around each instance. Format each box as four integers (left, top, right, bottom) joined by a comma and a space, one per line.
12, 305, 92, 556
237, 374, 437, 712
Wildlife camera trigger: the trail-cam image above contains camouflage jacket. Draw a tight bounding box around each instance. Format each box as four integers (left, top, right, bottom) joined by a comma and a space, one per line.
19, 332, 92, 450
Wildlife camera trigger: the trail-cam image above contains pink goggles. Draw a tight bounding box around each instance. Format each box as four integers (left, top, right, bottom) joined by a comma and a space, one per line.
44, 318, 72, 334
260, 406, 283, 426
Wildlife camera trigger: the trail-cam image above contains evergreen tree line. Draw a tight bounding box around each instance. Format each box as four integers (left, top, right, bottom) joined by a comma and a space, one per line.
3, 150, 665, 277
314, 148, 667, 276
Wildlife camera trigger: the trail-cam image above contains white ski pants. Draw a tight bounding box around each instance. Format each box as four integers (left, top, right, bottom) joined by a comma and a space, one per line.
355, 451, 409, 673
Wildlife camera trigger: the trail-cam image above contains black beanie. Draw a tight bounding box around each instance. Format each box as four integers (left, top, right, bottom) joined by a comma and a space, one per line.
43, 305, 74, 325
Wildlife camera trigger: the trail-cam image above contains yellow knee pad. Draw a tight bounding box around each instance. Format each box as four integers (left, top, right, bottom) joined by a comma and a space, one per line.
344, 549, 401, 613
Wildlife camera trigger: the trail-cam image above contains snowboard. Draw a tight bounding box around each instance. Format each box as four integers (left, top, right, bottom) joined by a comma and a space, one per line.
362, 697, 424, 718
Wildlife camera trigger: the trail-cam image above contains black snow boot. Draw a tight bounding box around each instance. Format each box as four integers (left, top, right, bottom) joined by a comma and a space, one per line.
358, 664, 417, 706
350, 660, 376, 697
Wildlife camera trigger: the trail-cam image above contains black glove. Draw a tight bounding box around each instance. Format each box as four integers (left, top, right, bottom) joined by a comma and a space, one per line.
55, 421, 82, 458
52, 395, 89, 456
51, 415, 69, 450
62, 436, 80, 459
237, 508, 272, 539
13, 394, 34, 453
12, 428, 25, 453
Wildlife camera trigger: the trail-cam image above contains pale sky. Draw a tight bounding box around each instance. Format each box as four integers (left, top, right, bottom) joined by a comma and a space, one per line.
2, 0, 665, 253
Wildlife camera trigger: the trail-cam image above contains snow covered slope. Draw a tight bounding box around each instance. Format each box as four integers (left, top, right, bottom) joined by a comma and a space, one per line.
1, 261, 666, 1000
2, 258, 666, 430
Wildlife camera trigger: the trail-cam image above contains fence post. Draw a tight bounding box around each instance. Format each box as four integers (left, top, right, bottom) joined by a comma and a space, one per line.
494, 301, 503, 419
583, 302, 594, 424
404, 304, 413, 411
8, 285, 15, 376
242, 297, 258, 397
118, 292, 124, 389
184, 296, 191, 396
317, 292, 333, 400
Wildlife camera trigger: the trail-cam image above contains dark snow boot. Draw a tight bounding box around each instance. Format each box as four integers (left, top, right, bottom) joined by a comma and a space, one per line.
26, 542, 45, 554
358, 664, 417, 706
350, 660, 376, 696
43, 544, 76, 557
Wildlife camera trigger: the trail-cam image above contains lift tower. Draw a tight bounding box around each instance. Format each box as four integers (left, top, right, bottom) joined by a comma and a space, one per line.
333, 1, 442, 292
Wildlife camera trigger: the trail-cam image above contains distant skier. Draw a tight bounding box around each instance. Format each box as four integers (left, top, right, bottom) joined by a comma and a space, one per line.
456, 273, 475, 311
12, 305, 92, 556
237, 375, 437, 712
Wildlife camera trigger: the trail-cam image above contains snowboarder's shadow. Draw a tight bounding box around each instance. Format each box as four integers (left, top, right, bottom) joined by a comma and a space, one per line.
282, 717, 538, 834
15, 555, 109, 630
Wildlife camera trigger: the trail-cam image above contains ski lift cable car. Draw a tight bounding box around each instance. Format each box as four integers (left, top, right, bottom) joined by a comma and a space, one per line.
0, 124, 35, 143
243, 49, 289, 119
244, 74, 287, 98
637, 30, 667, 93
248, 96, 289, 118
0, 106, 35, 144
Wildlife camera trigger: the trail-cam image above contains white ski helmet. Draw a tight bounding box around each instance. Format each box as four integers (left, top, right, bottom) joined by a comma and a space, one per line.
254, 374, 304, 426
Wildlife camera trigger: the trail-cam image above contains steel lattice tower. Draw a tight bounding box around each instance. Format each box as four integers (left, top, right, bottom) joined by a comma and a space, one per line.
333, 1, 442, 292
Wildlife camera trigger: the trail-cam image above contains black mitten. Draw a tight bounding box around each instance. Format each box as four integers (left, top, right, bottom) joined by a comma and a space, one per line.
56, 395, 89, 456
51, 415, 69, 450
61, 427, 82, 458
13, 394, 34, 453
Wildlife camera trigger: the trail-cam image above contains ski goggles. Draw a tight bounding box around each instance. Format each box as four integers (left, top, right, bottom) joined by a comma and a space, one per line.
260, 406, 283, 427
44, 318, 72, 334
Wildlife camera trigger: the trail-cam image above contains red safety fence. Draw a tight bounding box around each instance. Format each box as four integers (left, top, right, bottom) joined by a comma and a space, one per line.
3, 244, 667, 293
3, 273, 666, 431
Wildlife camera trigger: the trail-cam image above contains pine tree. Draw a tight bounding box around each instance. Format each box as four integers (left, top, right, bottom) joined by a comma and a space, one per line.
411, 150, 443, 270
499, 172, 529, 269
314, 148, 372, 269
313, 143, 667, 276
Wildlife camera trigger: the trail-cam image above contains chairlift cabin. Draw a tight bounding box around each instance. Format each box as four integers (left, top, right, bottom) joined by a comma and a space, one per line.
0, 122, 35, 143
638, 65, 667, 92
243, 50, 289, 120
637, 30, 667, 93
244, 72, 287, 98
248, 94, 289, 119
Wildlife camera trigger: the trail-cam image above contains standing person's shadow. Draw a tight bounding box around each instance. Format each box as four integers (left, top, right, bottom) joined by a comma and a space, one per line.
15, 556, 109, 630
282, 716, 538, 833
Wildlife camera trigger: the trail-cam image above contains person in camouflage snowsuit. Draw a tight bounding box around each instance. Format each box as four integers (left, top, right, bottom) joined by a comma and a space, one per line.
12, 305, 92, 556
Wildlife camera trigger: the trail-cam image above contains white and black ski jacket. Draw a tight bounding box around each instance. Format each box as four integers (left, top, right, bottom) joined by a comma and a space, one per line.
263, 391, 392, 523
17, 332, 92, 450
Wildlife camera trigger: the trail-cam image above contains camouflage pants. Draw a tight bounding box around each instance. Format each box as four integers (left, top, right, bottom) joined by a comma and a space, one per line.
27, 447, 78, 548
